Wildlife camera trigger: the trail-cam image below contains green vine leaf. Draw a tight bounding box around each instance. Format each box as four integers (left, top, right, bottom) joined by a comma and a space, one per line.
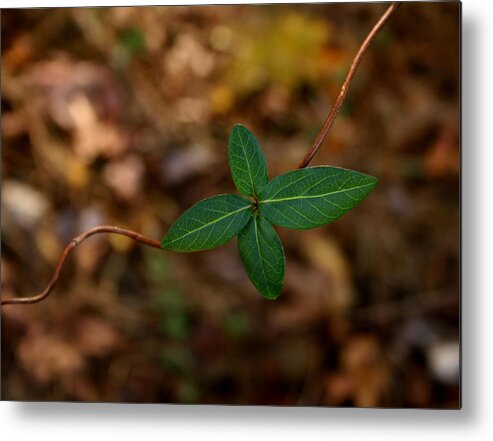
163, 126, 378, 300
238, 214, 285, 300
162, 194, 253, 252
228, 124, 269, 198
258, 166, 377, 229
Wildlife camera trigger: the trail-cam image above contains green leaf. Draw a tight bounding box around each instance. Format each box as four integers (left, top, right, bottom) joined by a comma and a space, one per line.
258, 166, 377, 230
162, 195, 253, 252
238, 215, 285, 300
119, 28, 146, 54
228, 124, 269, 197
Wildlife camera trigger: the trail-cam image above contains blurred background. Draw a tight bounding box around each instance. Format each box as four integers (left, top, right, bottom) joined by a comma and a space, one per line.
1, 3, 459, 407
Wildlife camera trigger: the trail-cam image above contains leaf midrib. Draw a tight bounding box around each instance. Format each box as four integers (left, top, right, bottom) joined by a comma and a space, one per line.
237, 129, 256, 197
165, 205, 251, 245
259, 182, 375, 204
253, 217, 271, 297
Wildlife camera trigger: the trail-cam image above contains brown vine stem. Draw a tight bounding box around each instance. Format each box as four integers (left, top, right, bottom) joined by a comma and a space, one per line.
298, 1, 401, 169
1, 226, 162, 306
1, 3, 399, 307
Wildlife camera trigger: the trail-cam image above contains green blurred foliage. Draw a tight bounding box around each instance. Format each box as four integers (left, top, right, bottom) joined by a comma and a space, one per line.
224, 13, 330, 94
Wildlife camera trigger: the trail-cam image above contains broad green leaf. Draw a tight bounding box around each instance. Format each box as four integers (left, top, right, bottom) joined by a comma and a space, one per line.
162, 195, 253, 252
238, 215, 285, 300
228, 124, 269, 197
258, 166, 377, 230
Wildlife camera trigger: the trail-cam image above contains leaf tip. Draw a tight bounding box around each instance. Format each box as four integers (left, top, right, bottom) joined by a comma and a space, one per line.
262, 289, 282, 300
369, 174, 379, 188
230, 123, 247, 137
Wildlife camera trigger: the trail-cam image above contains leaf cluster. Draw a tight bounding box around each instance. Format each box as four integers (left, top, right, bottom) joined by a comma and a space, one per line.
162, 125, 377, 299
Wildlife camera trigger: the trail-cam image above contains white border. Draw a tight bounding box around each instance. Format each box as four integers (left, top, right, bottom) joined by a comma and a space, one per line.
2, 0, 492, 440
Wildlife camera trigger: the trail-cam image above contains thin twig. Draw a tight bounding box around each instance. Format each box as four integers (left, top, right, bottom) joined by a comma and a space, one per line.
1, 226, 162, 306
1, 4, 399, 307
298, 2, 401, 168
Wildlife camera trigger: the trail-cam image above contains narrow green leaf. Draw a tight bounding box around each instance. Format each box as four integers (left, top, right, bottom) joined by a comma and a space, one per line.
162, 194, 253, 252
228, 124, 269, 197
238, 215, 285, 300
258, 166, 377, 230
